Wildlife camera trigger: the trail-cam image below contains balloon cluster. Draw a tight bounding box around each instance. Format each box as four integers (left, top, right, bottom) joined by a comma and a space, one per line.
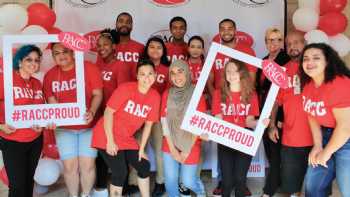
0, 3, 62, 55
293, 0, 350, 57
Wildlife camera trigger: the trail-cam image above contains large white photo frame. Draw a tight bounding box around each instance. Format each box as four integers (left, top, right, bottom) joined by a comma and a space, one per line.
3, 35, 86, 129
181, 42, 280, 156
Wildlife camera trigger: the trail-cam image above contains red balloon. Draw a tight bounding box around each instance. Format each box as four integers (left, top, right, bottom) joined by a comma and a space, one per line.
318, 12, 348, 36
47, 26, 62, 34
320, 0, 347, 15
0, 167, 9, 186
27, 3, 56, 30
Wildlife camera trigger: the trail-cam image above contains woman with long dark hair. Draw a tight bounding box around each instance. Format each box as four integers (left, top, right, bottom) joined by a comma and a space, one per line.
300, 43, 350, 197
142, 36, 170, 196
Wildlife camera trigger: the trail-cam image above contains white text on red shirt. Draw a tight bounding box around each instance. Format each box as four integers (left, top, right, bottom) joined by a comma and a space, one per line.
124, 100, 151, 118
302, 96, 326, 116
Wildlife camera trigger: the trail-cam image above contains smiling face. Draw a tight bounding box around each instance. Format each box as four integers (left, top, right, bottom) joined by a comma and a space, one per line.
52, 43, 75, 70
137, 64, 156, 90
219, 21, 236, 44
19, 51, 41, 76
266, 32, 283, 54
188, 39, 204, 59
147, 41, 164, 62
170, 65, 187, 88
96, 36, 114, 59
225, 62, 240, 85
302, 48, 327, 83
286, 33, 305, 60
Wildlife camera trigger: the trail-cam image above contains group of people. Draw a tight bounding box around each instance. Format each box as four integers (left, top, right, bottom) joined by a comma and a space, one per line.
0, 11, 349, 197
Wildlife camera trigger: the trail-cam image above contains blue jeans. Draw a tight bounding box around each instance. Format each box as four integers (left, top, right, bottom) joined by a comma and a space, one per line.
305, 127, 350, 197
163, 152, 205, 197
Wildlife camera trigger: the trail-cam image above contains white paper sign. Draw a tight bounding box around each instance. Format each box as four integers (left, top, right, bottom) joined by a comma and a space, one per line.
2, 35, 86, 129
181, 42, 280, 156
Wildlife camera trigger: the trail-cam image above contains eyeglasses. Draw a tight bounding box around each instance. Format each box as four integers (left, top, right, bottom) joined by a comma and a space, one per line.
267, 38, 283, 43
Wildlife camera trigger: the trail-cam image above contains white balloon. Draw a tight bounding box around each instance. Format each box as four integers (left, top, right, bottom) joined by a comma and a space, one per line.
34, 158, 60, 186
21, 25, 49, 51
298, 0, 320, 13
305, 30, 330, 44
0, 4, 28, 33
329, 34, 350, 57
292, 8, 319, 32
40, 49, 55, 73
34, 183, 49, 194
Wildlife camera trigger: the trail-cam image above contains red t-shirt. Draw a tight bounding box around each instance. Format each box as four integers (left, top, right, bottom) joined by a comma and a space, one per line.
115, 40, 144, 80
166, 42, 188, 63
161, 89, 207, 164
188, 60, 203, 84
98, 60, 131, 105
212, 89, 259, 127
277, 61, 313, 147
0, 72, 45, 142
43, 61, 103, 130
211, 44, 257, 89
302, 76, 350, 128
153, 64, 170, 94
91, 82, 160, 150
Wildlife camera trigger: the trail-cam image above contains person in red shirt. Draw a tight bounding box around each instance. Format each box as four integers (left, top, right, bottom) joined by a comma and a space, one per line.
93, 29, 131, 197
140, 36, 170, 197
161, 60, 206, 197
115, 12, 144, 81
300, 43, 350, 197
43, 43, 103, 197
263, 31, 313, 197
166, 16, 188, 63
187, 35, 205, 85
91, 59, 160, 197
207, 19, 257, 99
0, 45, 45, 197
211, 59, 262, 197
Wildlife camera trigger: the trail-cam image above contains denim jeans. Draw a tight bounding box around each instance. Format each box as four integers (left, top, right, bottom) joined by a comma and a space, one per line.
163, 152, 206, 197
305, 127, 350, 197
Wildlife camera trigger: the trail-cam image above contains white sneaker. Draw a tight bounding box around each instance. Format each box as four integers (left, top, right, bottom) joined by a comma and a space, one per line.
91, 189, 109, 197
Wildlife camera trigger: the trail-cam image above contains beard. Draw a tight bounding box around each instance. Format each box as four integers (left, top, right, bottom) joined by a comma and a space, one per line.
117, 27, 131, 36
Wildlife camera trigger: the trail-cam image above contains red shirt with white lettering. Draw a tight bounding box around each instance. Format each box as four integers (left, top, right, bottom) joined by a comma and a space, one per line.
212, 89, 259, 127
43, 61, 103, 130
98, 60, 131, 105
0, 72, 45, 142
277, 61, 313, 147
115, 40, 144, 80
188, 60, 203, 84
166, 42, 188, 63
302, 76, 350, 128
96, 39, 144, 81
212, 44, 257, 89
91, 82, 160, 150
153, 64, 170, 94
161, 89, 207, 164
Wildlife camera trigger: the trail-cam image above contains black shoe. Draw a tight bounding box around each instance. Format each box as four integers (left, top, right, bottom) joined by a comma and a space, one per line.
122, 184, 139, 195
152, 183, 166, 197
179, 183, 191, 196
212, 181, 222, 196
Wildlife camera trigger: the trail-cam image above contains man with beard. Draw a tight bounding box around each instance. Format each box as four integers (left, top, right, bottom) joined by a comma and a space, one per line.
209, 18, 257, 197
115, 12, 144, 81
207, 19, 257, 98
262, 31, 312, 197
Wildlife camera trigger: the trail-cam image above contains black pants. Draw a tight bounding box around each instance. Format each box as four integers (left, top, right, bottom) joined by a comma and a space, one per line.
99, 149, 150, 187
218, 144, 253, 197
262, 129, 282, 196
0, 135, 43, 197
95, 151, 109, 189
